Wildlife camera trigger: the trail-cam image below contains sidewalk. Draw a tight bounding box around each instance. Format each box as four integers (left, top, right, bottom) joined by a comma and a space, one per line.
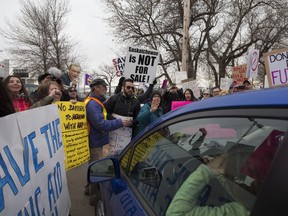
66, 162, 94, 216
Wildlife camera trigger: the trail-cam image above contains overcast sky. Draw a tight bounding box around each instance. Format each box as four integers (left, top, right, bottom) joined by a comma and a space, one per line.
0, 0, 119, 72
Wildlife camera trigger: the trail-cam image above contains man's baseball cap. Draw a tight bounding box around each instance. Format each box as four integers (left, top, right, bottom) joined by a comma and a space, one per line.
38, 73, 55, 83
89, 78, 108, 88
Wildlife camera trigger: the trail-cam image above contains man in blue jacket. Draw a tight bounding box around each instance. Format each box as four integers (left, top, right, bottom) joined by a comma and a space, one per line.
85, 78, 132, 160
84, 78, 132, 202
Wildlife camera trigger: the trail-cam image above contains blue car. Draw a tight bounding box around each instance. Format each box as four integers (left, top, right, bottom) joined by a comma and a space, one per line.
88, 87, 288, 216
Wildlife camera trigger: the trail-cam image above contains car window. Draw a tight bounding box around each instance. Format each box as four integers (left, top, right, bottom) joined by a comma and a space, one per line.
120, 117, 288, 215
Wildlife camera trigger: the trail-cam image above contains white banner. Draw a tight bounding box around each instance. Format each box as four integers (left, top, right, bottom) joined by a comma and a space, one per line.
123, 47, 159, 84
246, 49, 259, 78
0, 105, 71, 216
112, 56, 125, 77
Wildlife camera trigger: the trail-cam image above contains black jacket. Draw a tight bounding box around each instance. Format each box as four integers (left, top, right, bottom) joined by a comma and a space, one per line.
105, 93, 141, 127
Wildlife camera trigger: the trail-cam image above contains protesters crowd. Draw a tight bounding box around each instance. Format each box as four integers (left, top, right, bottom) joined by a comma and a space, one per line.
0, 64, 254, 207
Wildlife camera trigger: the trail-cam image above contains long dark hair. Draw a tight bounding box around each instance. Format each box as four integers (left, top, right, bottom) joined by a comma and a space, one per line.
3, 75, 32, 105
184, 88, 197, 101
0, 80, 15, 117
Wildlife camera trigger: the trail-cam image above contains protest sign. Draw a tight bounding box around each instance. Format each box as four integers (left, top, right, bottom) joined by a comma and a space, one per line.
246, 49, 259, 78
56, 101, 90, 170
112, 56, 125, 77
220, 77, 233, 90
175, 71, 188, 87
0, 105, 70, 216
84, 74, 93, 85
263, 47, 288, 87
181, 78, 201, 98
123, 47, 159, 84
171, 101, 192, 110
232, 64, 247, 84
108, 114, 133, 155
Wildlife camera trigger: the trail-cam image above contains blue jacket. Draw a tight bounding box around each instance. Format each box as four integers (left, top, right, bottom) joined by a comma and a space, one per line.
133, 102, 163, 136
86, 93, 123, 148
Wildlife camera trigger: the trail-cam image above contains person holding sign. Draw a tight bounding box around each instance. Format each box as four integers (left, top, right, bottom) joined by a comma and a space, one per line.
84, 78, 132, 203
85, 78, 132, 158
105, 78, 141, 129
162, 83, 184, 113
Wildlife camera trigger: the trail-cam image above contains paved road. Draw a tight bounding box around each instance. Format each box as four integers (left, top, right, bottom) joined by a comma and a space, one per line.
66, 162, 94, 216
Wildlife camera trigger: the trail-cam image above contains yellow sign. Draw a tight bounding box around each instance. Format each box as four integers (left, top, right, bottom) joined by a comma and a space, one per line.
121, 132, 163, 171
56, 101, 90, 170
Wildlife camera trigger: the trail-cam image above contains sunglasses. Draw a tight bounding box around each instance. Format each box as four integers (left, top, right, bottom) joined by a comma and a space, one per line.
69, 90, 77, 93
126, 86, 135, 91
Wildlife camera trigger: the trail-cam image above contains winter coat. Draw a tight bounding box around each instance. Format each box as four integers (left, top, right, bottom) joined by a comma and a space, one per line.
105, 93, 141, 126
162, 89, 184, 113
85, 93, 123, 148
133, 102, 163, 137
166, 164, 248, 216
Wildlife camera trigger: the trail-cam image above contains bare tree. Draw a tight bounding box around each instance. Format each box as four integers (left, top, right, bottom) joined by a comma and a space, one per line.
204, 0, 288, 86
1, 0, 80, 75
91, 64, 117, 95
101, 0, 288, 86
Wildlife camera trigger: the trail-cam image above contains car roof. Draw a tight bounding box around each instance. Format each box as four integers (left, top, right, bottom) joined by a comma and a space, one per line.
169, 87, 288, 116
133, 87, 288, 140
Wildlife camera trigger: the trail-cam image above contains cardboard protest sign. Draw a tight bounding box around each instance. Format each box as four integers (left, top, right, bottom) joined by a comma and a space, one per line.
220, 78, 233, 90
123, 47, 159, 84
232, 64, 247, 84
181, 78, 201, 98
175, 71, 188, 87
263, 47, 288, 87
112, 56, 125, 77
246, 49, 259, 78
108, 114, 133, 155
56, 101, 90, 170
0, 105, 70, 216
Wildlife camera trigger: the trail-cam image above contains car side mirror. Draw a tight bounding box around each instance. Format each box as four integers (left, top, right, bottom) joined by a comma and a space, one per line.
88, 158, 116, 183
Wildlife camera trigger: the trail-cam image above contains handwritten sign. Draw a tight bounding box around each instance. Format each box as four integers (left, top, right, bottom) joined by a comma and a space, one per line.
112, 56, 125, 77
220, 78, 233, 90
181, 79, 200, 98
263, 47, 288, 87
123, 47, 159, 84
0, 104, 70, 216
56, 101, 90, 170
108, 113, 133, 155
232, 64, 247, 84
124, 132, 163, 172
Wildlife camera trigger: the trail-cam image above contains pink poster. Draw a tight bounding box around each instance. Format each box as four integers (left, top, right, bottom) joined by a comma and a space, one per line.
171, 101, 192, 110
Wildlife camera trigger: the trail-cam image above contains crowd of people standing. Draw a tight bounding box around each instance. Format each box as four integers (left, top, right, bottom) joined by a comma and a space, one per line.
0, 64, 254, 207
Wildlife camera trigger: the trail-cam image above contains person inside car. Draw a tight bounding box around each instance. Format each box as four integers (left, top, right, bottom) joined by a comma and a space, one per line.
166, 144, 254, 216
